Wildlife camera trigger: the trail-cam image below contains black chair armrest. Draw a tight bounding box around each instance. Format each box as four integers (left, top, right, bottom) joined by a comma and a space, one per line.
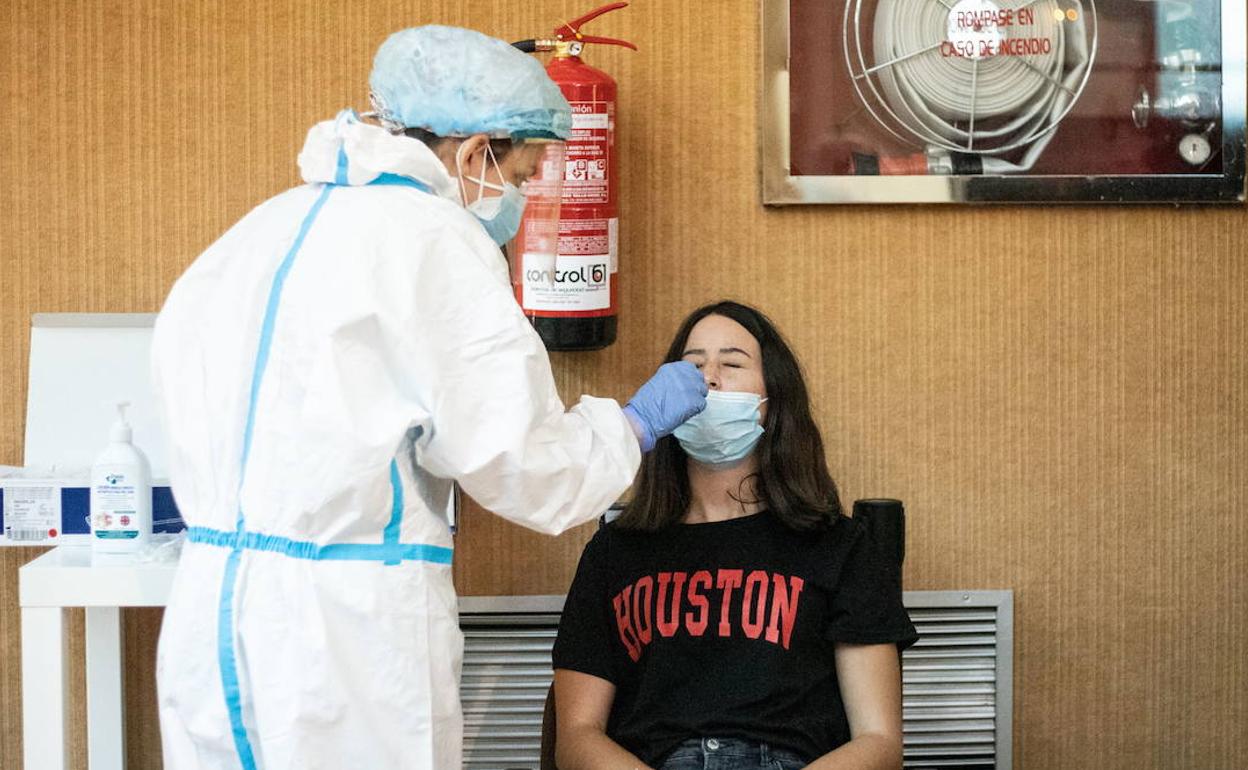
852, 498, 906, 567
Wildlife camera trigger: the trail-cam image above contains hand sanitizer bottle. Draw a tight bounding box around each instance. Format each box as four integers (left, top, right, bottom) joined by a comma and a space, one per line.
90, 401, 152, 553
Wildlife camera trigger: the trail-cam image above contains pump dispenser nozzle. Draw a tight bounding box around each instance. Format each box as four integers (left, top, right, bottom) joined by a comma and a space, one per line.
111, 401, 133, 442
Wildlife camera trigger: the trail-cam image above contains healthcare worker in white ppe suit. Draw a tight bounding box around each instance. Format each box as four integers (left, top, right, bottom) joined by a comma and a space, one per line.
152, 25, 706, 770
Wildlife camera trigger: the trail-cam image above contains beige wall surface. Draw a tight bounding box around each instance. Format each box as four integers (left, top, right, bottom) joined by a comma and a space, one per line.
2, 2, 1245, 768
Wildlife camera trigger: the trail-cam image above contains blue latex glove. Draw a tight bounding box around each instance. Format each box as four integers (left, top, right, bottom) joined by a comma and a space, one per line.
622, 361, 708, 452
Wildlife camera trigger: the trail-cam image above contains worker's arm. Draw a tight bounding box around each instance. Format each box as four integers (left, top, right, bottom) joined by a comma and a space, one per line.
393, 220, 639, 535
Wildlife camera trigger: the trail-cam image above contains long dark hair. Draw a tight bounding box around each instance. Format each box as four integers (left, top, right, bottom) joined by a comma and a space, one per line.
617, 301, 842, 532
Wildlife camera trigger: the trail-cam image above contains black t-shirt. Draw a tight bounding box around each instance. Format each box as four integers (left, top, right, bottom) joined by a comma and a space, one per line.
551, 510, 919, 767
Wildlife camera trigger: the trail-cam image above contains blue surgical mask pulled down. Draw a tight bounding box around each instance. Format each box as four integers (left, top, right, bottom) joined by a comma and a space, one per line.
674, 390, 767, 468
457, 143, 527, 246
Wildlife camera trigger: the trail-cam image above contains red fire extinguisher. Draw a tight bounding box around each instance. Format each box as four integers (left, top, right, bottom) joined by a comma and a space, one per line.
510, 3, 636, 351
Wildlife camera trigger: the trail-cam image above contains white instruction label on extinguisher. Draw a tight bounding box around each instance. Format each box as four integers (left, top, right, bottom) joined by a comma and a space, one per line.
571, 112, 609, 129
522, 253, 611, 312
565, 101, 610, 205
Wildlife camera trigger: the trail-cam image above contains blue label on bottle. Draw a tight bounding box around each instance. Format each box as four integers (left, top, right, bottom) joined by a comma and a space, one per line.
95, 530, 139, 540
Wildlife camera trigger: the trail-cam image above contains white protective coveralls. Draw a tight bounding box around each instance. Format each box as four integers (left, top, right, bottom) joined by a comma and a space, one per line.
152, 112, 641, 769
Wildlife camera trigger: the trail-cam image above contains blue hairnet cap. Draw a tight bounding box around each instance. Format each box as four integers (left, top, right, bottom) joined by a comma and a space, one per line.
369, 25, 572, 141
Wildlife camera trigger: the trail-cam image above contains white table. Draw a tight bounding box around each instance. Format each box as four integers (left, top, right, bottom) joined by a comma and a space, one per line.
19, 545, 178, 770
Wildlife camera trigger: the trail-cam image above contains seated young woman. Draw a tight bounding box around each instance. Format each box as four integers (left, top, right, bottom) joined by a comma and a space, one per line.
551, 300, 918, 770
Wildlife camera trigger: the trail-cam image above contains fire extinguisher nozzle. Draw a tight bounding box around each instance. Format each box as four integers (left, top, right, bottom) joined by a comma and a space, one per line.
512, 38, 560, 53
513, 39, 562, 53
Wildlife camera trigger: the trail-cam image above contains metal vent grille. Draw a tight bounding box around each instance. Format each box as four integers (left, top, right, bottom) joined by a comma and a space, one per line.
901, 591, 1013, 769
461, 611, 562, 770
459, 591, 1012, 770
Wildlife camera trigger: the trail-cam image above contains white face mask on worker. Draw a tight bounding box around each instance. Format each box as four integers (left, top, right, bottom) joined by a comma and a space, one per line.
456, 143, 527, 246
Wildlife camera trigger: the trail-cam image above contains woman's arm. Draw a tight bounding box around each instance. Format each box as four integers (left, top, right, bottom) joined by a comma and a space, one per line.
804, 642, 905, 770
553, 669, 655, 770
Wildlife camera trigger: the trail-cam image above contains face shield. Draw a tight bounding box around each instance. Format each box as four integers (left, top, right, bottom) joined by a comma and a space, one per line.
508, 139, 566, 297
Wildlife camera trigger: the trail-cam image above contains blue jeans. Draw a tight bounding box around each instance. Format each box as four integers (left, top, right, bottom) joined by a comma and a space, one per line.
657, 737, 808, 770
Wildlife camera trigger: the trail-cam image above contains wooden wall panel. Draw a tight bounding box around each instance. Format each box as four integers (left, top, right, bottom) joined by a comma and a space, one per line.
1, 2, 1244, 768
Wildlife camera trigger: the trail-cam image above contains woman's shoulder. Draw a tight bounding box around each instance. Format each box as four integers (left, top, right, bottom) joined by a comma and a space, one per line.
774, 510, 861, 547
773, 511, 868, 585
581, 519, 663, 555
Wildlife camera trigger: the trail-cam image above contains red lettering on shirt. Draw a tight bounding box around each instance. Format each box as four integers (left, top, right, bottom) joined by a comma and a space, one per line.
685, 570, 712, 636
716, 569, 744, 637
611, 569, 806, 659
765, 575, 805, 649
656, 572, 687, 637
741, 570, 769, 639
612, 586, 642, 662
634, 576, 654, 645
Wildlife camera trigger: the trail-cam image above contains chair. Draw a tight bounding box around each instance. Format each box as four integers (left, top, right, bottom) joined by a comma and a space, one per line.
852, 498, 906, 567
540, 683, 558, 770
537, 499, 906, 770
